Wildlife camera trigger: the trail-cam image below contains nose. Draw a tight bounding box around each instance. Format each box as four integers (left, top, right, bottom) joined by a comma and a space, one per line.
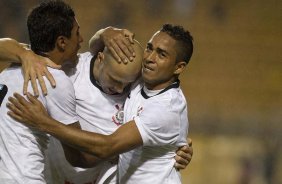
114, 84, 125, 94
79, 34, 84, 43
144, 51, 156, 63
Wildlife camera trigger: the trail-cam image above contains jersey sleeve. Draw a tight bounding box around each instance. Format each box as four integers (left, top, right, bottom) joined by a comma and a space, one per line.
44, 70, 78, 125
134, 100, 181, 146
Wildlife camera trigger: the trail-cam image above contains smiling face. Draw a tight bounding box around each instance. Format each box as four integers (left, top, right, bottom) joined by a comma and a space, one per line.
143, 31, 181, 90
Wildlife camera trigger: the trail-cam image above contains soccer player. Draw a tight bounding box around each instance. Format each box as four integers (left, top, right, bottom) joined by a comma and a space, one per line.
0, 1, 83, 183
7, 23, 193, 183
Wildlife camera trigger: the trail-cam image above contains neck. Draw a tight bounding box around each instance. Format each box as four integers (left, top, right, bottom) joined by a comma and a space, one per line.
34, 49, 65, 65
145, 77, 177, 90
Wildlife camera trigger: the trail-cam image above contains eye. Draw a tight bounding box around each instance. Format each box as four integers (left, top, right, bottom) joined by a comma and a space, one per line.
159, 52, 167, 58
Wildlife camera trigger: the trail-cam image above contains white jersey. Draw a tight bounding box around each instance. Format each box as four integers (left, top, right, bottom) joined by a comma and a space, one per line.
46, 52, 128, 184
0, 65, 78, 184
120, 81, 189, 184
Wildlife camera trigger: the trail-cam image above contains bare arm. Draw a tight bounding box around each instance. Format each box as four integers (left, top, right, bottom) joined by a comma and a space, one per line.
0, 38, 27, 62
61, 122, 110, 167
0, 38, 60, 96
89, 27, 136, 63
7, 92, 193, 169
7, 93, 143, 159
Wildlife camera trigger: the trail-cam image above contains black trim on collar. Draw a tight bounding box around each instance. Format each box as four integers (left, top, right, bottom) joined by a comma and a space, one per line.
89, 54, 105, 92
141, 79, 180, 99
0, 84, 8, 106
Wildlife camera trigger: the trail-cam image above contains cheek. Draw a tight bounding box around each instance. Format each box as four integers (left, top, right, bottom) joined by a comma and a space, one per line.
101, 75, 111, 87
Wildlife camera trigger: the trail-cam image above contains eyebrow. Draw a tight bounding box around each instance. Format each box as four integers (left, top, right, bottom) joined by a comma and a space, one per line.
156, 48, 169, 56
147, 42, 169, 56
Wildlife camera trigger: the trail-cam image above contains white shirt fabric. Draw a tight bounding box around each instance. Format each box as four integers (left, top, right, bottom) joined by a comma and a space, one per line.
120, 81, 189, 184
45, 52, 127, 184
0, 65, 78, 184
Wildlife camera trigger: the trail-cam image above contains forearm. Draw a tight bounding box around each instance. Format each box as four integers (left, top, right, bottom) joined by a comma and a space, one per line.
41, 116, 116, 159
61, 123, 104, 168
62, 142, 104, 168
0, 38, 27, 63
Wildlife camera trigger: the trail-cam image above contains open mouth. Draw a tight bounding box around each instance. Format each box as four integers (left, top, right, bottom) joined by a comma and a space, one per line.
143, 64, 154, 71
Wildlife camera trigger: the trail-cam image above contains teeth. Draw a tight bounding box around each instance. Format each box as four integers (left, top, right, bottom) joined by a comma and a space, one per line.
144, 65, 153, 71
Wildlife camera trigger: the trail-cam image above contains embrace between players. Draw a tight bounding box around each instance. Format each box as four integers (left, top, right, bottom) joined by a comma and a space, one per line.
0, 0, 193, 183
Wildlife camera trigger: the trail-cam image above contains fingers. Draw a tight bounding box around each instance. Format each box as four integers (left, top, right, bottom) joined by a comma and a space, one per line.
26, 92, 40, 105
174, 161, 187, 170
124, 30, 135, 44
180, 145, 193, 156
109, 40, 130, 63
30, 72, 39, 97
177, 149, 192, 161
7, 110, 24, 122
23, 73, 29, 95
103, 28, 136, 63
174, 151, 191, 170
108, 45, 122, 63
108, 39, 134, 64
8, 96, 25, 112
116, 39, 135, 61
7, 102, 23, 117
45, 70, 56, 88
37, 71, 47, 96
188, 138, 192, 147
14, 93, 31, 106
174, 144, 193, 170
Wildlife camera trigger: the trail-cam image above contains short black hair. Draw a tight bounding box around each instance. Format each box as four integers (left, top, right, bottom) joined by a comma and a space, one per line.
160, 24, 193, 64
27, 0, 75, 54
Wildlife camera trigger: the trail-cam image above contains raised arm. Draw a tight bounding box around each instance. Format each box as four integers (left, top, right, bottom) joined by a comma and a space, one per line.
0, 38, 28, 62
0, 38, 60, 96
89, 27, 136, 63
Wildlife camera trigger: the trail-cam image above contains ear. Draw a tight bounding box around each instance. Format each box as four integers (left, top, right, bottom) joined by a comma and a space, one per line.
174, 61, 187, 75
97, 52, 105, 64
56, 36, 67, 52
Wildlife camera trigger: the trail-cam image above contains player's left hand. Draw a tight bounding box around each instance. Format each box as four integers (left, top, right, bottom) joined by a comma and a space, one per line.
174, 138, 193, 170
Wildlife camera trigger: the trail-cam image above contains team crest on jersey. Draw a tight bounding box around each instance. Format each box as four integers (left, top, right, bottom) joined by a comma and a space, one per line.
112, 104, 124, 126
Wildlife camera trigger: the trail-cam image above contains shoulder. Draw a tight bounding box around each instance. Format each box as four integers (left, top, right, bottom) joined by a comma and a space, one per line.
45, 68, 74, 94
148, 88, 186, 110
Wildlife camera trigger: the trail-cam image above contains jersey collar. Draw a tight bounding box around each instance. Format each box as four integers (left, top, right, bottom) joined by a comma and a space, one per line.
141, 79, 180, 99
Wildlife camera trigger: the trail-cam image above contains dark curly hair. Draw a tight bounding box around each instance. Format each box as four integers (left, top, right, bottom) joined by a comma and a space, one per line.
160, 24, 193, 64
27, 0, 75, 54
